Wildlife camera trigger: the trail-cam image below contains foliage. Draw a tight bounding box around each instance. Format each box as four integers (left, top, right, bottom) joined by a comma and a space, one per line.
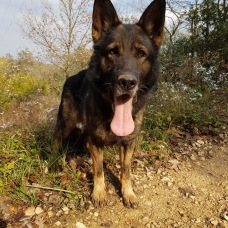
142, 82, 228, 140
0, 73, 49, 111
185, 0, 228, 60
0, 127, 83, 205
158, 0, 228, 90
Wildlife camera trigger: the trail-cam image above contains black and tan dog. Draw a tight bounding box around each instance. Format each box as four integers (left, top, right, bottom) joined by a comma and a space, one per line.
54, 0, 166, 208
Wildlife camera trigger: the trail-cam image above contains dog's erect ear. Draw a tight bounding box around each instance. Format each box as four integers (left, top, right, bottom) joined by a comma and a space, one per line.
92, 0, 121, 42
137, 0, 166, 48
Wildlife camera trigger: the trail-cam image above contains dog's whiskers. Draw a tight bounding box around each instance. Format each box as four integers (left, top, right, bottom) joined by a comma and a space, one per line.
139, 85, 149, 93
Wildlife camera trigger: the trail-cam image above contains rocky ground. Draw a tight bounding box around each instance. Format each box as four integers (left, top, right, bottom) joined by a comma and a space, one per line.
1, 132, 228, 228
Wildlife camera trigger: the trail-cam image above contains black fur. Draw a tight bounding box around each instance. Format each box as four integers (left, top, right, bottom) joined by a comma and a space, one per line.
54, 0, 166, 208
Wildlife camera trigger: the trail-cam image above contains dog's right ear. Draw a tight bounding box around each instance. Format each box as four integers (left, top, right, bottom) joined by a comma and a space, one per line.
92, 0, 121, 42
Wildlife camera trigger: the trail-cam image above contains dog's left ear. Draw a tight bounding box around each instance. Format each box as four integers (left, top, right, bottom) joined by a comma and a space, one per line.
92, 0, 121, 42
137, 0, 166, 48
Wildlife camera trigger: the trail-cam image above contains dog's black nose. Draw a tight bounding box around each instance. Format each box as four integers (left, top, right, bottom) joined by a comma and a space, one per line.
118, 77, 137, 91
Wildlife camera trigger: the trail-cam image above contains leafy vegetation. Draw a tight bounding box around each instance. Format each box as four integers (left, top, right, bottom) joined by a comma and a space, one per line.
0, 128, 84, 205
161, 0, 228, 89
142, 83, 228, 141
0, 73, 49, 111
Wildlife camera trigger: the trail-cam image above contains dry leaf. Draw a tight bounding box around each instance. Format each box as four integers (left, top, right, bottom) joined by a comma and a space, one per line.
169, 159, 180, 172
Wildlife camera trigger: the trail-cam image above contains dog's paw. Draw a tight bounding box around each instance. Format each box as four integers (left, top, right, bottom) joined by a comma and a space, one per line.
92, 189, 108, 208
123, 192, 139, 209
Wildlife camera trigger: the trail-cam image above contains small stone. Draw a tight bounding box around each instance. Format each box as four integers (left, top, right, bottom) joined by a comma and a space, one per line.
24, 206, 35, 216
190, 154, 196, 161
210, 219, 218, 225
47, 211, 54, 218
55, 221, 61, 226
56, 210, 62, 216
94, 212, 99, 217
189, 195, 195, 199
195, 218, 201, 223
76, 222, 86, 228
200, 157, 205, 161
161, 177, 171, 182
62, 206, 69, 212
194, 142, 201, 147
35, 206, 43, 215
222, 211, 228, 221
197, 139, 204, 145
179, 210, 184, 216
208, 150, 213, 157
142, 216, 149, 222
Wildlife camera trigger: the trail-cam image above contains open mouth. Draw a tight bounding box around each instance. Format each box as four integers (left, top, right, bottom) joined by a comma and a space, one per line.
110, 94, 135, 136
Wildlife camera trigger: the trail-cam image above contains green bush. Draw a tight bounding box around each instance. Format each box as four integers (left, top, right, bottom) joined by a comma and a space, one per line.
0, 73, 50, 111
143, 82, 226, 141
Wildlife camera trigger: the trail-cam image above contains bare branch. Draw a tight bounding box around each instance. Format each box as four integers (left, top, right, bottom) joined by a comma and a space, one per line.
18, 0, 93, 78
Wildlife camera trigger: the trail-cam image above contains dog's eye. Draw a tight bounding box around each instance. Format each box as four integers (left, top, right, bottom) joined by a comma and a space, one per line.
137, 49, 146, 58
108, 47, 118, 55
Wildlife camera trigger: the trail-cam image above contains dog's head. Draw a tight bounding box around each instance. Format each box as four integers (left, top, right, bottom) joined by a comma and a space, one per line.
92, 0, 166, 136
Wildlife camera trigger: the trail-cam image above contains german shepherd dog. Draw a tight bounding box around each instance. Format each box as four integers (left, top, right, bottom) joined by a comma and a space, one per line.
54, 0, 166, 208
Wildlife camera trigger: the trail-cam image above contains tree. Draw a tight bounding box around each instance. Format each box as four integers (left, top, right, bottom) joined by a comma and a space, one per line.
177, 0, 228, 87
19, 0, 93, 79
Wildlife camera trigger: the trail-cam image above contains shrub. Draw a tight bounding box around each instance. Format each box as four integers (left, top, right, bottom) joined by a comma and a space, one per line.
0, 73, 50, 111
142, 82, 227, 140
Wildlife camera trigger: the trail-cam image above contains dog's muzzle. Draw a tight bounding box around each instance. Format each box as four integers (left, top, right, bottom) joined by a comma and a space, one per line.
111, 74, 138, 136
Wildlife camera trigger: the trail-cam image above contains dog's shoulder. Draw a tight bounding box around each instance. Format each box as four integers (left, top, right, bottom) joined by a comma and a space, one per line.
64, 69, 87, 89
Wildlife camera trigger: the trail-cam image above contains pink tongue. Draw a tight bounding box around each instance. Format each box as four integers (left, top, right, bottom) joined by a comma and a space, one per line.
110, 95, 135, 136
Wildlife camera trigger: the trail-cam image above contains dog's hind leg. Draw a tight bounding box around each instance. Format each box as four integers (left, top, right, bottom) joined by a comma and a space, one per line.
88, 141, 107, 207
119, 143, 139, 208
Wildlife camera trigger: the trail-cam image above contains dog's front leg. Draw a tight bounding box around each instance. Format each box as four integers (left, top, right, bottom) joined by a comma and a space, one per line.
119, 143, 139, 208
89, 142, 107, 207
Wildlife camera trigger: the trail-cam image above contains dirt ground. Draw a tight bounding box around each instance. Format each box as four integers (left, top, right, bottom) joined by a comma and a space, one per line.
1, 133, 228, 228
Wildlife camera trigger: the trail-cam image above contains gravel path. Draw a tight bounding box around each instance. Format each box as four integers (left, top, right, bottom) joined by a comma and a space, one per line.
1, 133, 228, 228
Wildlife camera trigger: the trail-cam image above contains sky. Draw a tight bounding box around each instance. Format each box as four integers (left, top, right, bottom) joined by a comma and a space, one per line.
0, 0, 173, 58
0, 0, 71, 58
0, 0, 121, 58
0, 0, 38, 57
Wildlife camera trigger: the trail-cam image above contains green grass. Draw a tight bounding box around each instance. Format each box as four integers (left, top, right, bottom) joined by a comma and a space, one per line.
0, 128, 83, 206
0, 73, 49, 111
0, 81, 227, 208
